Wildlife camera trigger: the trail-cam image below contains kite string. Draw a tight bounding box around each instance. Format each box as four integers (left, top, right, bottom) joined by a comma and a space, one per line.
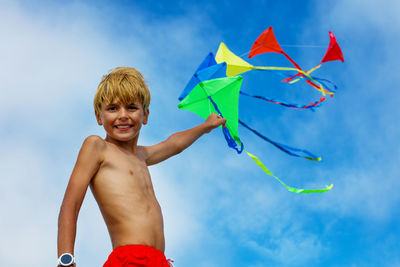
238, 44, 325, 58
281, 44, 325, 48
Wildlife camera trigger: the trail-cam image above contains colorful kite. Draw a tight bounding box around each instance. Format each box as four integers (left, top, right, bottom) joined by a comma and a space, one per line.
178, 27, 344, 193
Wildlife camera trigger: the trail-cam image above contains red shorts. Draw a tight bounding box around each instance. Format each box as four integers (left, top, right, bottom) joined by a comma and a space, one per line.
103, 244, 172, 267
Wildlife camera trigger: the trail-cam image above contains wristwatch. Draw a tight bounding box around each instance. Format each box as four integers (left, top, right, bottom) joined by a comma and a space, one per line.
57, 253, 75, 266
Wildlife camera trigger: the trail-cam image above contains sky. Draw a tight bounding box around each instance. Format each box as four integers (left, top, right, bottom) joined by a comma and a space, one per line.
0, 0, 399, 266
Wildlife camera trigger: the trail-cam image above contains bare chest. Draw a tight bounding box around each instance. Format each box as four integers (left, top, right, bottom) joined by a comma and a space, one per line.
91, 148, 155, 198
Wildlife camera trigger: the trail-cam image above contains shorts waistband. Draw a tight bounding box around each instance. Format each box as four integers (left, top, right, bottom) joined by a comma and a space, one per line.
111, 244, 166, 259
106, 244, 174, 267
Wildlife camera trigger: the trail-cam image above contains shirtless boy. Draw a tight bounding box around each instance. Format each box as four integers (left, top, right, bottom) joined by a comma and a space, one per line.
57, 67, 226, 266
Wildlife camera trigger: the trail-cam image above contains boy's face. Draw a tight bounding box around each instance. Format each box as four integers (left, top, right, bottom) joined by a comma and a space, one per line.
95, 99, 149, 143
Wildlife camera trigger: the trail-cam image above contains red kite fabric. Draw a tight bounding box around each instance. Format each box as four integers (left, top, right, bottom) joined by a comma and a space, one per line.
321, 31, 345, 63
248, 28, 344, 93
248, 26, 302, 70
248, 27, 283, 57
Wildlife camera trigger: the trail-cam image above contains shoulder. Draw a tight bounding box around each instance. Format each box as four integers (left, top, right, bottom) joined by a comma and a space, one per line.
83, 135, 106, 147
80, 135, 106, 161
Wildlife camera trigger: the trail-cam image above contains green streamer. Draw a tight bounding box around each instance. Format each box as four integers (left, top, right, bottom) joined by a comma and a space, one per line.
246, 151, 333, 193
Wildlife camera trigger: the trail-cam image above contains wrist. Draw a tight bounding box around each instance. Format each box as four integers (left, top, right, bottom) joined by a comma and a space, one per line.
202, 120, 218, 131
57, 253, 75, 266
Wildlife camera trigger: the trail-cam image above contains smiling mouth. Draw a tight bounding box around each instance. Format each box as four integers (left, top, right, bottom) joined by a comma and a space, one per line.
115, 125, 133, 130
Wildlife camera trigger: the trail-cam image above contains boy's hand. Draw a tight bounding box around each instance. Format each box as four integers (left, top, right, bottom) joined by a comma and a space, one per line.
204, 113, 227, 133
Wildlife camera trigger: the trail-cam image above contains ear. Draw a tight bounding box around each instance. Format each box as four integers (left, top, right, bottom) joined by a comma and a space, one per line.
142, 108, 149, 125
95, 110, 103, 126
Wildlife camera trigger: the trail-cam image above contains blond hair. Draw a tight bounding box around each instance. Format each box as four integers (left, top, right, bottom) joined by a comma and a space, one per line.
94, 67, 151, 114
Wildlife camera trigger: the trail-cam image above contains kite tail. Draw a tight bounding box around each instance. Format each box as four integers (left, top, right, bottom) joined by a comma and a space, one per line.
300, 70, 334, 96
208, 96, 244, 154
240, 91, 326, 111
279, 52, 335, 97
314, 77, 338, 93
246, 150, 333, 193
281, 50, 302, 70
285, 76, 338, 94
287, 64, 322, 84
252, 66, 334, 96
269, 71, 337, 95
286, 64, 337, 97
222, 126, 244, 154
239, 120, 321, 161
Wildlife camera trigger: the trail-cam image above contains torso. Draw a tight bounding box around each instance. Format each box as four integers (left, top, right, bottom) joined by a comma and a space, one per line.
89, 141, 165, 252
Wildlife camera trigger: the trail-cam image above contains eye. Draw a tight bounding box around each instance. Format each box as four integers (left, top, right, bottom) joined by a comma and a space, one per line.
128, 105, 138, 110
106, 106, 117, 111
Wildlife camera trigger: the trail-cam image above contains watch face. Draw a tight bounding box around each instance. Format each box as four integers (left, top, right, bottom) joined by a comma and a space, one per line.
60, 254, 73, 265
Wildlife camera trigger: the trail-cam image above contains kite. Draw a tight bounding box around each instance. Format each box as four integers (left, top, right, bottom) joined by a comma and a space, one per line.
248, 27, 343, 96
178, 26, 344, 193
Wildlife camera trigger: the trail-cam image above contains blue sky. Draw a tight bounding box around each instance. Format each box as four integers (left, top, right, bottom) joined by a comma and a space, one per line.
0, 0, 399, 266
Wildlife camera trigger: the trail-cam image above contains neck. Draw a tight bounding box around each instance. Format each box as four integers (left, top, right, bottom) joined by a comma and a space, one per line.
105, 135, 139, 154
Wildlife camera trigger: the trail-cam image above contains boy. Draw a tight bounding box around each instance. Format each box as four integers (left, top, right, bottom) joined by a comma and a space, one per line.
57, 67, 226, 266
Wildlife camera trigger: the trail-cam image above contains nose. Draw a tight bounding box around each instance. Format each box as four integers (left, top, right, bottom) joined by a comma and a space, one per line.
118, 107, 129, 120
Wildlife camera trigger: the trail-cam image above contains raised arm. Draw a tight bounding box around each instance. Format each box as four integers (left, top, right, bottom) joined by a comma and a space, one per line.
142, 113, 226, 165
57, 135, 105, 264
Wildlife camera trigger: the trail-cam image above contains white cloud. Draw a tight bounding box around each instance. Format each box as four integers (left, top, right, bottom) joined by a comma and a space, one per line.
0, 143, 57, 266
0, 1, 221, 266
300, 0, 400, 221
247, 232, 323, 265
0, 2, 112, 106
265, 0, 400, 224
2, 0, 399, 266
